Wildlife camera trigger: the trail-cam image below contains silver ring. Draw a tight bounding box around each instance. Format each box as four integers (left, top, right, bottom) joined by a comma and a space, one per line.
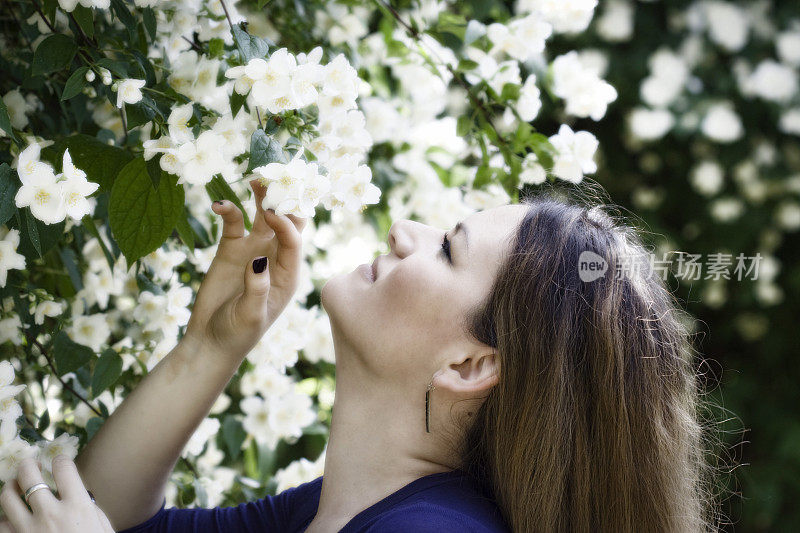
23, 483, 51, 505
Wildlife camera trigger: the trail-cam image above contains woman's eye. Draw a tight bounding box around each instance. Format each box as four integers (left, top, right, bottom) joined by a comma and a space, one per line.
441, 232, 452, 263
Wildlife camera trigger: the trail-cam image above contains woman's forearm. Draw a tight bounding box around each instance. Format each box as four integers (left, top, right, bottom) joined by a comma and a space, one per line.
75, 335, 243, 531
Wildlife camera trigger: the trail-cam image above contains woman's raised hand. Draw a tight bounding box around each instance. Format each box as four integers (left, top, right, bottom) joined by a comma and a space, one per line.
182, 179, 307, 361
0, 456, 114, 533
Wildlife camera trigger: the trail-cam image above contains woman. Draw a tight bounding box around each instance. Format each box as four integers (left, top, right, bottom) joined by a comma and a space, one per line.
3, 181, 717, 532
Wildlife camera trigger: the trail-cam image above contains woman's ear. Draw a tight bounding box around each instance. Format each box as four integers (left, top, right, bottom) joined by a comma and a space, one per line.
435, 352, 499, 397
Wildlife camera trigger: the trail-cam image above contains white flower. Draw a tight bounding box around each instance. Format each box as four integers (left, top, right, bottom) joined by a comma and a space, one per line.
551, 51, 617, 121
254, 157, 331, 217
519, 153, 547, 185
168, 104, 195, 144
1, 90, 34, 131
68, 313, 110, 352
0, 229, 26, 288
321, 54, 359, 99
183, 418, 221, 457
0, 435, 36, 483
59, 149, 99, 220
0, 361, 26, 420
777, 30, 800, 67
596, 0, 633, 42
487, 14, 551, 62
515, 74, 542, 122
548, 124, 599, 183
268, 390, 316, 442
701, 103, 743, 143
779, 108, 800, 136
521, 0, 598, 34
640, 49, 688, 108
322, 156, 380, 213
115, 78, 146, 108
241, 396, 276, 447
175, 131, 227, 186
36, 434, 79, 472
704, 1, 749, 52
14, 163, 66, 225
690, 161, 724, 197
33, 300, 66, 325
746, 60, 798, 104
0, 316, 23, 346
629, 107, 674, 141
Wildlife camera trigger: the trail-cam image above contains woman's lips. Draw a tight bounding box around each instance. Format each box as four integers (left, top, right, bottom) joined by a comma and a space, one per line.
358, 263, 374, 282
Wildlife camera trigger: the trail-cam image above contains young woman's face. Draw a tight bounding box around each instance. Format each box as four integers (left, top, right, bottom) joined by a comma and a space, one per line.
321, 204, 528, 388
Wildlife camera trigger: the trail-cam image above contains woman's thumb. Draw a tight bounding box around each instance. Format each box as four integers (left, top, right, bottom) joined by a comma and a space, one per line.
241, 256, 270, 319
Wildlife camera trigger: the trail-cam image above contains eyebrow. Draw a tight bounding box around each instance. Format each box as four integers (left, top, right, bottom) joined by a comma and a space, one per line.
453, 221, 469, 260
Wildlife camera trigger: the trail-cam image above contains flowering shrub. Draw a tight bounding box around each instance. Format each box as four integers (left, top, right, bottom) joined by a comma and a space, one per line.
0, 0, 620, 511
4, 0, 794, 527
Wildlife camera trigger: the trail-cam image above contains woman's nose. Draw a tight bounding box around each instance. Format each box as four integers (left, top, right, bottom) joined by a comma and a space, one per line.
388, 219, 419, 258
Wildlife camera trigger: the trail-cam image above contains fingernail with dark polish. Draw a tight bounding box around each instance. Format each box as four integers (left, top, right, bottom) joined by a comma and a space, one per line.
253, 256, 268, 274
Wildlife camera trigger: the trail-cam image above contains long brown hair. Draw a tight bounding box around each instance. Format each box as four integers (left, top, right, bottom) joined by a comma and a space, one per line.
457, 184, 727, 532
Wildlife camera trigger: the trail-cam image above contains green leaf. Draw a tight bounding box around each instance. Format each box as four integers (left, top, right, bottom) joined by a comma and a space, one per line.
95, 58, 128, 78
142, 8, 157, 41
61, 66, 90, 101
0, 164, 18, 225
209, 38, 225, 58
456, 114, 473, 137
222, 416, 247, 460
24, 209, 42, 257
59, 246, 83, 291
436, 12, 467, 40
205, 175, 252, 231
110, 0, 137, 40
246, 129, 286, 172
456, 59, 478, 72
135, 273, 164, 295
55, 135, 134, 191
81, 216, 116, 271
500, 82, 520, 101
231, 23, 271, 63
0, 98, 18, 142
175, 208, 195, 250
86, 417, 104, 439
54, 331, 95, 376
146, 155, 162, 189
16, 209, 65, 261
109, 158, 185, 266
125, 96, 160, 129
91, 349, 122, 399
72, 5, 94, 39
231, 91, 247, 117
37, 410, 50, 433
31, 34, 77, 77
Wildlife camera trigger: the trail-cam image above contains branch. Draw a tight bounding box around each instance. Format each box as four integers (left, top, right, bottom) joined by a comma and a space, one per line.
30, 0, 57, 33
30, 337, 104, 418
218, 0, 234, 29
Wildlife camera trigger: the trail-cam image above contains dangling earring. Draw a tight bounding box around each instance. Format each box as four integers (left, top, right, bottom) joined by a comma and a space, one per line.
425, 378, 436, 433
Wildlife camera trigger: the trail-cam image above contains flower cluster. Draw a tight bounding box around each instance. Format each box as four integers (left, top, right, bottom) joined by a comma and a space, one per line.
226, 49, 379, 217
0, 361, 79, 482
13, 144, 99, 225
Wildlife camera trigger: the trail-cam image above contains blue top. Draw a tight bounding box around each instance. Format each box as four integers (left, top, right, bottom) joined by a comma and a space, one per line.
118, 469, 510, 532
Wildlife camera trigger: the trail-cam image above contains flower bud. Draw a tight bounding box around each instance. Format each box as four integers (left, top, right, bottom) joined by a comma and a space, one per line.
85, 70, 96, 82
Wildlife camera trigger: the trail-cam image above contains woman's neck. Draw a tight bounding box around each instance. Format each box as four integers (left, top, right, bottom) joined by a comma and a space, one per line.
305, 355, 457, 531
